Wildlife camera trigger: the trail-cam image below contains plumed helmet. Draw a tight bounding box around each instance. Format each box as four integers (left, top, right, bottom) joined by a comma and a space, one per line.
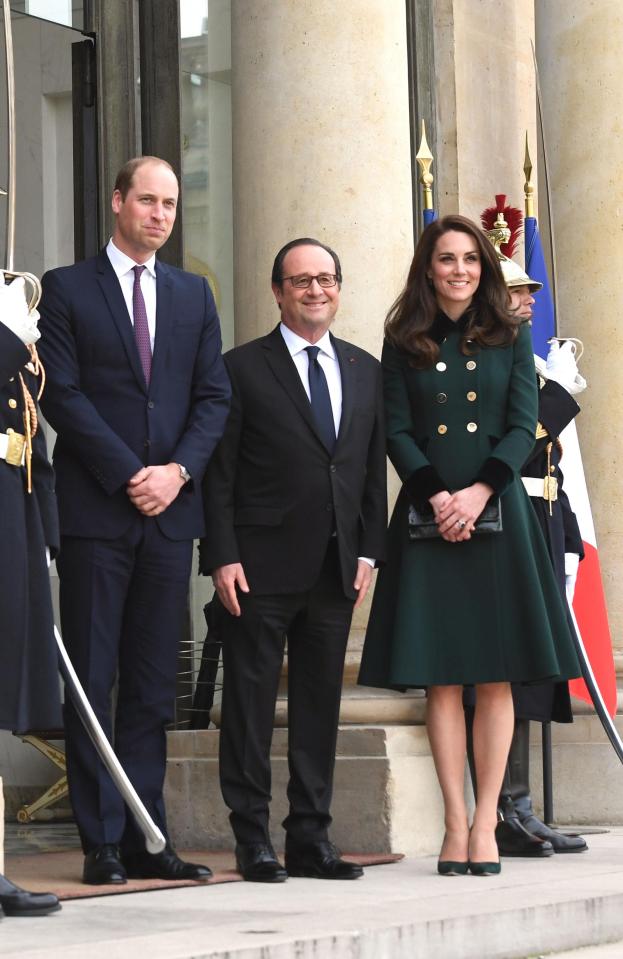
481, 194, 543, 292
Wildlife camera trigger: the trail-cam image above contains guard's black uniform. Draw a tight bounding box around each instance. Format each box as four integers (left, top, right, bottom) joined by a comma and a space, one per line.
513, 377, 583, 724
0, 318, 62, 918
0, 324, 61, 733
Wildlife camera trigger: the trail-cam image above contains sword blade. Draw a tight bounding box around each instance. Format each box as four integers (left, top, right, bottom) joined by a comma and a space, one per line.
567, 606, 623, 765
2, 0, 16, 270
55, 625, 166, 854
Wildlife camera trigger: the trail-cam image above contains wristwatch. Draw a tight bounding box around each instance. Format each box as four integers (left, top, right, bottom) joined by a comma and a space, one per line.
177, 463, 191, 483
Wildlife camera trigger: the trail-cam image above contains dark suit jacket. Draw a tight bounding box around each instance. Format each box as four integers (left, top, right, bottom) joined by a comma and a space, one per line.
199, 325, 387, 599
38, 250, 231, 540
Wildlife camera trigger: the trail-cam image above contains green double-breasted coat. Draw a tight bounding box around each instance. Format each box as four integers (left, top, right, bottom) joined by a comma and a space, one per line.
358, 319, 580, 689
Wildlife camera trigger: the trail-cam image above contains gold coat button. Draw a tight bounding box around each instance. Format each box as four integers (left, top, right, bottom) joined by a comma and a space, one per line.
436, 392, 447, 404
466, 360, 477, 371
466, 421, 478, 432
8, 399, 17, 409
436, 361, 447, 372
438, 424, 448, 435
466, 391, 477, 401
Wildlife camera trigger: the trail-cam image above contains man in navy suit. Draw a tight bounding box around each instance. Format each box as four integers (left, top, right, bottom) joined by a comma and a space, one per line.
38, 156, 231, 885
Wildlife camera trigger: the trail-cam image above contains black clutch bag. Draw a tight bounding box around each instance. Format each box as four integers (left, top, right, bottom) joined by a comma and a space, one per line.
408, 498, 503, 541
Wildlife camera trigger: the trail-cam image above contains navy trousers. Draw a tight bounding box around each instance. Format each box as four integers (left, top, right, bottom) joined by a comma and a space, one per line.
57, 517, 192, 854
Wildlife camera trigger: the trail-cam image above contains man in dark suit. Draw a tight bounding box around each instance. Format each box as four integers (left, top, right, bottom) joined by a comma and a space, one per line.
38, 156, 231, 885
200, 238, 387, 882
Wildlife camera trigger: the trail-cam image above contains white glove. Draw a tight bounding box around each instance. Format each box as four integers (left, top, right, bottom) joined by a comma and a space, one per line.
545, 340, 587, 395
0, 274, 41, 345
565, 551, 580, 605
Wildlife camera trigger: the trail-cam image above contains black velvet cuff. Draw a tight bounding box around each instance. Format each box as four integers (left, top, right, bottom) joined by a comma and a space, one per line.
405, 466, 447, 506
475, 457, 513, 495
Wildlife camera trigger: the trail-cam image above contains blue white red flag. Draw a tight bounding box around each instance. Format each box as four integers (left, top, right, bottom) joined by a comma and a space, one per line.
524, 216, 555, 360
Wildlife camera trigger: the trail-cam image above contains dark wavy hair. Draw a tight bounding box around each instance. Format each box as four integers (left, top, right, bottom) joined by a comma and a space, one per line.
385, 214, 519, 367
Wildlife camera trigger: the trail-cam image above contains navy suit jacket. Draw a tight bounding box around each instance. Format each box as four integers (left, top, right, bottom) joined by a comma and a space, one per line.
38, 249, 231, 541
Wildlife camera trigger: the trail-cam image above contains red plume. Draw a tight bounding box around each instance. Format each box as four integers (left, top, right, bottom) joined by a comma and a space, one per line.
480, 194, 524, 258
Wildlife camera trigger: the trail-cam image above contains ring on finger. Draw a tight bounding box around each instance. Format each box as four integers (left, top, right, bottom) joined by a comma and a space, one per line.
456, 519, 467, 529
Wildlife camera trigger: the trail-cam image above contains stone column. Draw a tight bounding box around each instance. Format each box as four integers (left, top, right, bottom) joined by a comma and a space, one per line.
433, 0, 537, 223
166, 0, 442, 857
230, 0, 413, 348
536, 0, 623, 674
230, 0, 416, 725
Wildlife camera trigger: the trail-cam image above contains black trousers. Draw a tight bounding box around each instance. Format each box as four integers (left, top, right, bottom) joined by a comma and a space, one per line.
57, 518, 192, 854
219, 540, 354, 845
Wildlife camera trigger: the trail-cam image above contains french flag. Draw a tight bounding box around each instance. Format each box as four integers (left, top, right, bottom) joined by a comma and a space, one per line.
525, 216, 617, 716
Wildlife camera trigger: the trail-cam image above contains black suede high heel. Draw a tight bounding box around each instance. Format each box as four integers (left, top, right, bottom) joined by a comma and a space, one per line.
468, 826, 501, 875
437, 859, 469, 876
437, 832, 469, 876
468, 860, 501, 876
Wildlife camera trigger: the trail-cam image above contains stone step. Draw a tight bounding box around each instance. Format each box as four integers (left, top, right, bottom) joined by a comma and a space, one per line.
165, 712, 623, 856
1, 830, 623, 959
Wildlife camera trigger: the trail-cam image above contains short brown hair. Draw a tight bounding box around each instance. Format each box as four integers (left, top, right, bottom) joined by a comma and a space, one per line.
271, 237, 342, 287
113, 156, 176, 199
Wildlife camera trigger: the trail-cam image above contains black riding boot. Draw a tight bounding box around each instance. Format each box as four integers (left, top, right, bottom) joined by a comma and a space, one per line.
496, 718, 554, 857
512, 721, 587, 853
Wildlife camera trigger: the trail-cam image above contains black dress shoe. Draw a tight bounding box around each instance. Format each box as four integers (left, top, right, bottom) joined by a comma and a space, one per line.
83, 845, 127, 885
123, 845, 212, 881
520, 814, 588, 853
496, 817, 554, 858
235, 843, 287, 883
285, 840, 363, 880
0, 874, 61, 916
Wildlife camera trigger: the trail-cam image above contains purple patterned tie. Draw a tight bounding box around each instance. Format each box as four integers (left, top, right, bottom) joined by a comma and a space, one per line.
132, 265, 152, 385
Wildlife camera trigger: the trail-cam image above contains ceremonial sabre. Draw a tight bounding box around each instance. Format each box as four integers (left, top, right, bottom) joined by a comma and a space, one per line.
2, 1, 165, 852
566, 611, 623, 765
1, 0, 15, 270
56, 627, 166, 852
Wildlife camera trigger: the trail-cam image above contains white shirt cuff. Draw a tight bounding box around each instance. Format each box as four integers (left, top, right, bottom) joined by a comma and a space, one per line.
358, 556, 375, 568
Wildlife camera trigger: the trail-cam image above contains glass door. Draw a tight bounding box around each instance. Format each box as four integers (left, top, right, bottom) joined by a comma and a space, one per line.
1, 8, 86, 273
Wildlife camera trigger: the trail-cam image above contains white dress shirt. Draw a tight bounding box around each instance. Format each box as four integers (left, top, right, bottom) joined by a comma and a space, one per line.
279, 322, 373, 569
105, 239, 190, 480
279, 322, 342, 436
106, 238, 157, 352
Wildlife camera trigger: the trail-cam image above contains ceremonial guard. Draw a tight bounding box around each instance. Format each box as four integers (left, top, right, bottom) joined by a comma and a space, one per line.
0, 273, 61, 915
474, 205, 588, 855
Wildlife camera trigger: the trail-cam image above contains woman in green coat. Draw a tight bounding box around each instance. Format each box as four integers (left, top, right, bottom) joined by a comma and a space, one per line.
358, 215, 580, 876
